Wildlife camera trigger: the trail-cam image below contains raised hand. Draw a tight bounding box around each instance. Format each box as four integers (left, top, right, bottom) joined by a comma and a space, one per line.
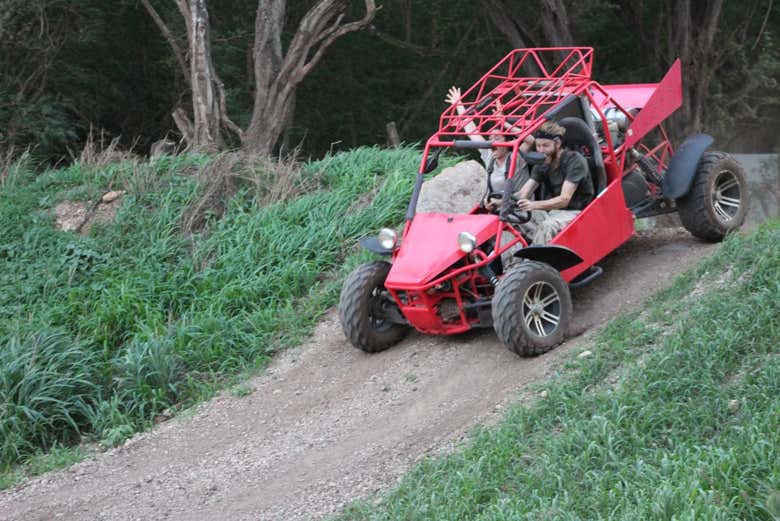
445, 86, 462, 106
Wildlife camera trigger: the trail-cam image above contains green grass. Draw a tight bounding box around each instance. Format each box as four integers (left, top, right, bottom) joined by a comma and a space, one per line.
0, 444, 88, 491
332, 220, 780, 521
0, 146, 451, 476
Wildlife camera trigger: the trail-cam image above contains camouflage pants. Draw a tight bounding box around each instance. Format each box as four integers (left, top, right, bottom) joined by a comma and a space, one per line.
521, 209, 580, 245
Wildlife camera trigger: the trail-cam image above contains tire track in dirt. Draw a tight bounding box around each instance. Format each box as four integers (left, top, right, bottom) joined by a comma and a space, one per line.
0, 228, 715, 521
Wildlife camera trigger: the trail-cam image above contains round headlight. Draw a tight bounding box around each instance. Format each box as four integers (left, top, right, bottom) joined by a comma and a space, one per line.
457, 231, 477, 253
378, 228, 397, 250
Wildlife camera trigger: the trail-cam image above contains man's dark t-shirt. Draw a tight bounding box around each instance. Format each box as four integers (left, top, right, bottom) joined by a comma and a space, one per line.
530, 150, 594, 210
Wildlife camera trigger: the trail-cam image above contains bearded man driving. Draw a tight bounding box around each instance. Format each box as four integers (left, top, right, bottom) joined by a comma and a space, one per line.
515, 121, 595, 244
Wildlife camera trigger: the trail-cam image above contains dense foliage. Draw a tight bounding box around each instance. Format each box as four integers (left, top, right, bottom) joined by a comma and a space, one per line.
2, 0, 778, 162
335, 219, 780, 520
0, 146, 452, 468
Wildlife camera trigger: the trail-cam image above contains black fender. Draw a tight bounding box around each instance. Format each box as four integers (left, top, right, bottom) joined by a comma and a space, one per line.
513, 245, 583, 272
359, 236, 392, 256
661, 134, 714, 199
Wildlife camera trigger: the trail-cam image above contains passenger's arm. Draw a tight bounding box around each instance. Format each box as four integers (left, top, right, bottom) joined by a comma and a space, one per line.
445, 86, 485, 143
494, 100, 525, 135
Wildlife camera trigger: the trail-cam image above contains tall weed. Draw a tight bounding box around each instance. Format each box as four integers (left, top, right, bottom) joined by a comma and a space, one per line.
0, 330, 97, 467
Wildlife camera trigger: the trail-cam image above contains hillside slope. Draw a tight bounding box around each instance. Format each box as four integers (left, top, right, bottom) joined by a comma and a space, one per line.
0, 228, 717, 521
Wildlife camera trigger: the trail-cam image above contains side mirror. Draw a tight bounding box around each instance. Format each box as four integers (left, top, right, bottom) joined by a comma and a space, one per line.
422, 148, 442, 174
522, 151, 546, 165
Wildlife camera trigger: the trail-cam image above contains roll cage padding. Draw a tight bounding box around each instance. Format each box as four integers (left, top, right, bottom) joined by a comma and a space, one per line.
513, 245, 584, 272
661, 133, 714, 199
558, 116, 607, 194
453, 140, 494, 149
543, 94, 582, 121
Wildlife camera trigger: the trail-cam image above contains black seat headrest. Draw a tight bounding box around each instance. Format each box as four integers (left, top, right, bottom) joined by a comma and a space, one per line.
558, 117, 597, 148
556, 117, 607, 195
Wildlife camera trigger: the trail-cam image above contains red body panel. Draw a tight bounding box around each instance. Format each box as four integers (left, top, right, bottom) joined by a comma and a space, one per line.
386, 213, 499, 287
591, 84, 659, 110
554, 177, 636, 281
623, 60, 682, 150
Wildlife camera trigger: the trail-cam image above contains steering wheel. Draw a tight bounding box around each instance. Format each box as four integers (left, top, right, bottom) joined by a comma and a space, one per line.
488, 192, 531, 224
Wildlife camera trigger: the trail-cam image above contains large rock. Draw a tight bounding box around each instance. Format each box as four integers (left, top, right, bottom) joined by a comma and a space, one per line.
416, 160, 486, 214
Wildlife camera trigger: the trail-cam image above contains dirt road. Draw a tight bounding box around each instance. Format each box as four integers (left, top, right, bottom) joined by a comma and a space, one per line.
0, 228, 715, 521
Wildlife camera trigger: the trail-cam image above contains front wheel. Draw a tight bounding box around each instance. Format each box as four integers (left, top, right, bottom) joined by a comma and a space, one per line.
677, 151, 748, 241
339, 261, 408, 353
492, 261, 571, 356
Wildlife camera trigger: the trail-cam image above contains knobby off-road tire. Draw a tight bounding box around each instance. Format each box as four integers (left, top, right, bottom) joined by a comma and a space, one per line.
339, 261, 407, 353
492, 261, 572, 356
677, 151, 748, 242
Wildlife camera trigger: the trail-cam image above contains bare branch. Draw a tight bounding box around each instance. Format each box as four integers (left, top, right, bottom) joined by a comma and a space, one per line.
216, 76, 244, 139
252, 0, 285, 105
752, 0, 773, 50
367, 25, 450, 57
172, 107, 194, 145
300, 0, 378, 77
398, 20, 477, 136
139, 0, 188, 82
540, 0, 574, 47
479, 0, 537, 49
174, 0, 191, 29
700, 0, 724, 52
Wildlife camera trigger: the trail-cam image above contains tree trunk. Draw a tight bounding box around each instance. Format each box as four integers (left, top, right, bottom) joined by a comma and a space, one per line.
480, 0, 537, 49
668, 0, 724, 137
479, 0, 574, 74
539, 0, 574, 47
615, 0, 727, 140
242, 0, 377, 155
386, 121, 401, 147
146, 0, 376, 156
182, 0, 223, 151
144, 0, 242, 152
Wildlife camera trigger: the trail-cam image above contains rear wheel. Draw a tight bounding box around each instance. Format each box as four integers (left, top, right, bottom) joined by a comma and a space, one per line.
677, 152, 748, 241
492, 261, 571, 356
339, 261, 407, 353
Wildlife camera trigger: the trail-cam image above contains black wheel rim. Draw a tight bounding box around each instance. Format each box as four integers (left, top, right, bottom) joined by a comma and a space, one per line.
712, 170, 741, 223
368, 286, 393, 332
522, 281, 561, 337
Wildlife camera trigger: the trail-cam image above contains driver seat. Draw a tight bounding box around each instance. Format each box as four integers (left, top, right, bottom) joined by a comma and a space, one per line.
558, 117, 607, 194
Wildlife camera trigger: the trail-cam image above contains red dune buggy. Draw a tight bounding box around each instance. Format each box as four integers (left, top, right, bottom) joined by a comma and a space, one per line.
339, 47, 748, 356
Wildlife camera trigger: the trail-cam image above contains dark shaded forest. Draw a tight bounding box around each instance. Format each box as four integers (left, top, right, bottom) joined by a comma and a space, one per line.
2, 0, 779, 164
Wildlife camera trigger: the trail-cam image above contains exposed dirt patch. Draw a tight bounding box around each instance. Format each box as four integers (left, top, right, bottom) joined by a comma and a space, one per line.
54, 191, 124, 234
54, 201, 90, 232
0, 226, 716, 521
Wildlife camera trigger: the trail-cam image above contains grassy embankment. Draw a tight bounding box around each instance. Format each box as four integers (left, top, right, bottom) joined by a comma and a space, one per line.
0, 146, 444, 486
330, 219, 780, 520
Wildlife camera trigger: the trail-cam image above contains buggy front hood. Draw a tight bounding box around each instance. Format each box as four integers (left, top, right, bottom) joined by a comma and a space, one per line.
385, 213, 500, 288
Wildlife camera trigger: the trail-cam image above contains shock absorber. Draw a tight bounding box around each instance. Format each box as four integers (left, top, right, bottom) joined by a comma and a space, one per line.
478, 265, 501, 287
630, 148, 663, 186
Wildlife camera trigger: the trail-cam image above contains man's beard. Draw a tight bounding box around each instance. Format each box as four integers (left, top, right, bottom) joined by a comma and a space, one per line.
545, 147, 560, 165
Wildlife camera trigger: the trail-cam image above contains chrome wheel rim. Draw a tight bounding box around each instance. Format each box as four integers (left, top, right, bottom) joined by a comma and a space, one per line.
522, 281, 561, 337
712, 171, 741, 223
